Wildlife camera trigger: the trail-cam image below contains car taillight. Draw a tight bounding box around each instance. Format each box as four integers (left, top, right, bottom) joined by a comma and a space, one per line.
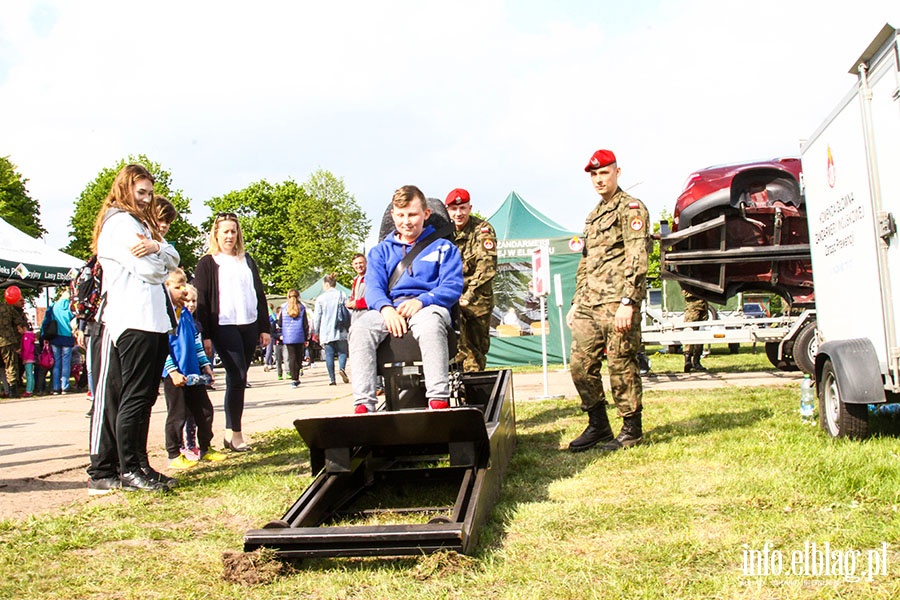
682, 172, 702, 192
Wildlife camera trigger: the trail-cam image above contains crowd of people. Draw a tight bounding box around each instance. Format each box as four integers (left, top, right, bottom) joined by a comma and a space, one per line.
2, 148, 653, 496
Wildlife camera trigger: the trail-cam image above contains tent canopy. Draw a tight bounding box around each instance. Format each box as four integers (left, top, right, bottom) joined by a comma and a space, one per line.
485, 192, 582, 367
300, 277, 351, 302
0, 217, 82, 288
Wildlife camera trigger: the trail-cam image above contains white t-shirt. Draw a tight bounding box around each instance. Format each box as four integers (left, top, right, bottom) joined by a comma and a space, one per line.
213, 253, 258, 326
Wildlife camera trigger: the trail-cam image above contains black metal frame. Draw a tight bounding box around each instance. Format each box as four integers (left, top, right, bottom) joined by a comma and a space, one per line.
243, 369, 516, 558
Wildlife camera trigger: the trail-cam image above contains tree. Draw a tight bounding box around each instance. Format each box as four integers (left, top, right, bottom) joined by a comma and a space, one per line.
647, 208, 671, 290
287, 170, 369, 290
66, 155, 203, 272
0, 156, 46, 239
204, 169, 370, 295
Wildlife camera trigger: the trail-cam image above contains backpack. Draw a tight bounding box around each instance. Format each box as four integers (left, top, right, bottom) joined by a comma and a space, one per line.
336, 293, 351, 331
72, 255, 104, 322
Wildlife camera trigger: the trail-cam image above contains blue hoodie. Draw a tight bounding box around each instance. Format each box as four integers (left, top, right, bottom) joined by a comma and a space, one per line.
365, 224, 463, 312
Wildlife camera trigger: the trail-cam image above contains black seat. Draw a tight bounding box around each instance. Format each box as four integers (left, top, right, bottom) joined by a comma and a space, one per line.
374, 198, 460, 411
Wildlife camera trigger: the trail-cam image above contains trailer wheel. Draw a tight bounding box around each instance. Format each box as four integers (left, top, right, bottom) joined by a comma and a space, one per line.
765, 342, 797, 371
792, 320, 817, 377
818, 358, 869, 439
728, 343, 741, 354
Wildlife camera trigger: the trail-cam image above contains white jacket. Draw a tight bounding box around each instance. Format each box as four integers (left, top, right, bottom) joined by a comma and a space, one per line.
97, 210, 180, 343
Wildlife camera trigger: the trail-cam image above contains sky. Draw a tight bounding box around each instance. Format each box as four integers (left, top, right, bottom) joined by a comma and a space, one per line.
2, 0, 899, 252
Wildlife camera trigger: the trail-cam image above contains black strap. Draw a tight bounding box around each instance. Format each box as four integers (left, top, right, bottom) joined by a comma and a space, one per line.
387, 224, 454, 291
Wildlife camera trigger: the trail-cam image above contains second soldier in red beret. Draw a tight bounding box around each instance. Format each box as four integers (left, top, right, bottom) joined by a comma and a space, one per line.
445, 188, 497, 372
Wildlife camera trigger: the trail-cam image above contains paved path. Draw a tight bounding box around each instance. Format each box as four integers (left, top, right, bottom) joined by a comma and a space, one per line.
1, 363, 802, 483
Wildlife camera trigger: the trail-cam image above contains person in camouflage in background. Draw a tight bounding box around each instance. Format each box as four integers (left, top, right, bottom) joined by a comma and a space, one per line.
0, 286, 28, 398
445, 188, 497, 372
681, 288, 709, 373
566, 149, 652, 453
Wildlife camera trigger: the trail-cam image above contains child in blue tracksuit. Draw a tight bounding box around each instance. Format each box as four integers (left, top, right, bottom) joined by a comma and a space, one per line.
162, 270, 225, 469
349, 185, 463, 413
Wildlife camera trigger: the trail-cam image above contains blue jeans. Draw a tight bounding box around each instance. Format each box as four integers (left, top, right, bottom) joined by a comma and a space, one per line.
324, 340, 348, 384
51, 345, 73, 392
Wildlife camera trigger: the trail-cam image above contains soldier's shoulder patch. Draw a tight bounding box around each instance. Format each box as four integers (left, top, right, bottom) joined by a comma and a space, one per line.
480, 226, 492, 233
483, 239, 495, 250
628, 202, 641, 209
629, 217, 644, 231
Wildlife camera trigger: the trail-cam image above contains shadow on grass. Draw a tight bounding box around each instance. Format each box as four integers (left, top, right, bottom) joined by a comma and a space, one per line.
647, 407, 773, 444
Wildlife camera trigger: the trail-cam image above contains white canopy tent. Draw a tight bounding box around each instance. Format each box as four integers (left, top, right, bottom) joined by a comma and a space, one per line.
0, 217, 83, 289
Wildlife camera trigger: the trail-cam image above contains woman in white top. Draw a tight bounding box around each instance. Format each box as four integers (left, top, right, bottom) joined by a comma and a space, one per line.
88, 163, 180, 494
193, 213, 270, 451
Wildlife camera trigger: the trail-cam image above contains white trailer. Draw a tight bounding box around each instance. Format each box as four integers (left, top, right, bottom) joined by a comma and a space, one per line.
801, 24, 900, 438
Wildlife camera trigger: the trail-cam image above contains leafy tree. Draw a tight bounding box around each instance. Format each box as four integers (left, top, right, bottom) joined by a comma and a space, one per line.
66, 155, 203, 272
0, 156, 46, 239
204, 169, 370, 295
647, 208, 672, 290
287, 170, 369, 291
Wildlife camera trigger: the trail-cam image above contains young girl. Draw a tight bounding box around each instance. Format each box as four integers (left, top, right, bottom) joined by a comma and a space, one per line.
162, 272, 225, 469
20, 326, 37, 398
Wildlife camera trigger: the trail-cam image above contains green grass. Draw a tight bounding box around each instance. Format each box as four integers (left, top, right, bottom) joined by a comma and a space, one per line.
506, 343, 773, 374
2, 384, 900, 599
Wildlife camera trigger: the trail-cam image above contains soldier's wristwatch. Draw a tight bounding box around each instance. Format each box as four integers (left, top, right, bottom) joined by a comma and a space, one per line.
620, 297, 633, 306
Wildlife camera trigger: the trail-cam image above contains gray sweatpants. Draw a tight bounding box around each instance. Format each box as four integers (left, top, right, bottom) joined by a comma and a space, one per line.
349, 306, 451, 409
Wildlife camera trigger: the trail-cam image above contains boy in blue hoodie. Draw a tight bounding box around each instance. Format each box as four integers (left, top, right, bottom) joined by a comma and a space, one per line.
162, 269, 226, 469
349, 185, 463, 413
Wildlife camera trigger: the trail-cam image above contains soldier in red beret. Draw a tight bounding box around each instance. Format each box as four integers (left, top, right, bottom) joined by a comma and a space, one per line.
445, 188, 497, 372
566, 150, 651, 452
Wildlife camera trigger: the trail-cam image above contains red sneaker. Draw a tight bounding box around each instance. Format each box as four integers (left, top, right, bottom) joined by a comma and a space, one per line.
428, 398, 450, 410
354, 404, 370, 414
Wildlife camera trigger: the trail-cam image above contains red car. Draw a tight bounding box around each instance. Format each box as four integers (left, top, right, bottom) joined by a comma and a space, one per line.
663, 157, 814, 307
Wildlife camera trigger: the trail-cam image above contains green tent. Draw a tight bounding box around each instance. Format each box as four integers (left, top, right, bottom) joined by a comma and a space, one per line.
485, 192, 582, 367
0, 217, 82, 289
300, 277, 351, 303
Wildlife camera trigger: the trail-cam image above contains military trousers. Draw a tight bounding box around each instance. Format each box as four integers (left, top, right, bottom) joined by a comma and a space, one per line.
456, 309, 491, 372
570, 302, 643, 417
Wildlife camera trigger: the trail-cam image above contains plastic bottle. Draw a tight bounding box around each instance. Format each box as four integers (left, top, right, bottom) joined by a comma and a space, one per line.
185, 373, 212, 386
800, 374, 815, 423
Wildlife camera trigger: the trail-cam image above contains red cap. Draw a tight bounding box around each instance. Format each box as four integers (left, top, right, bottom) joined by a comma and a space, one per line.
4, 286, 21, 305
445, 188, 471, 206
584, 149, 617, 172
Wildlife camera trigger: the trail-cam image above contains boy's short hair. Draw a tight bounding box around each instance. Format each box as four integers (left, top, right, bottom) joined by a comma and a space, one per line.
156, 197, 178, 225
184, 283, 198, 298
392, 185, 427, 211
324, 273, 337, 287
165, 268, 187, 287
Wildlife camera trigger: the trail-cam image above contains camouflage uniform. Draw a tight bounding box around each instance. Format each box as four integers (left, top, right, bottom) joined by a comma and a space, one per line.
570, 188, 651, 417
452, 214, 497, 372
0, 303, 27, 390
682, 289, 708, 364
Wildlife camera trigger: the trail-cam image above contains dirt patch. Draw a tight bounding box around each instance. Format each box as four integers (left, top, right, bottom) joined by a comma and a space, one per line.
0, 467, 93, 521
222, 548, 287, 585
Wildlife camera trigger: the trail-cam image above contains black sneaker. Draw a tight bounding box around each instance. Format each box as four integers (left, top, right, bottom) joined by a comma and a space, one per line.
142, 466, 177, 488
87, 476, 121, 496
120, 471, 169, 492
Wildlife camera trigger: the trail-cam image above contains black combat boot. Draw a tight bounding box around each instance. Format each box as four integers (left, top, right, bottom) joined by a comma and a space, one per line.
691, 356, 707, 371
8, 384, 20, 399
568, 405, 615, 452
599, 412, 643, 452
683, 355, 692, 373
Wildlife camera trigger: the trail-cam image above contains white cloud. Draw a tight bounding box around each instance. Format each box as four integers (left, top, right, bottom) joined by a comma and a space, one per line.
1, 0, 898, 252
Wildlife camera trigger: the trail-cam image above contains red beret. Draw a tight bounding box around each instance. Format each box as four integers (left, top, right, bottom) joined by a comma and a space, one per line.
445, 188, 471, 206
584, 149, 617, 172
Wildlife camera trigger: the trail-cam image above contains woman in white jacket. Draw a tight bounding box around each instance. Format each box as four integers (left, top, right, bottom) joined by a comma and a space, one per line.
86, 164, 180, 495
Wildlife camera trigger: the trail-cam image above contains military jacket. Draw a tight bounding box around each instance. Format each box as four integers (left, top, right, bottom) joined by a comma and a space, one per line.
0, 304, 26, 347
573, 187, 651, 308
452, 214, 498, 317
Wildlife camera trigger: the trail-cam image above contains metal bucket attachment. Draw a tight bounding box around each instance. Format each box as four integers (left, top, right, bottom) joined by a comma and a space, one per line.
243, 369, 515, 559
